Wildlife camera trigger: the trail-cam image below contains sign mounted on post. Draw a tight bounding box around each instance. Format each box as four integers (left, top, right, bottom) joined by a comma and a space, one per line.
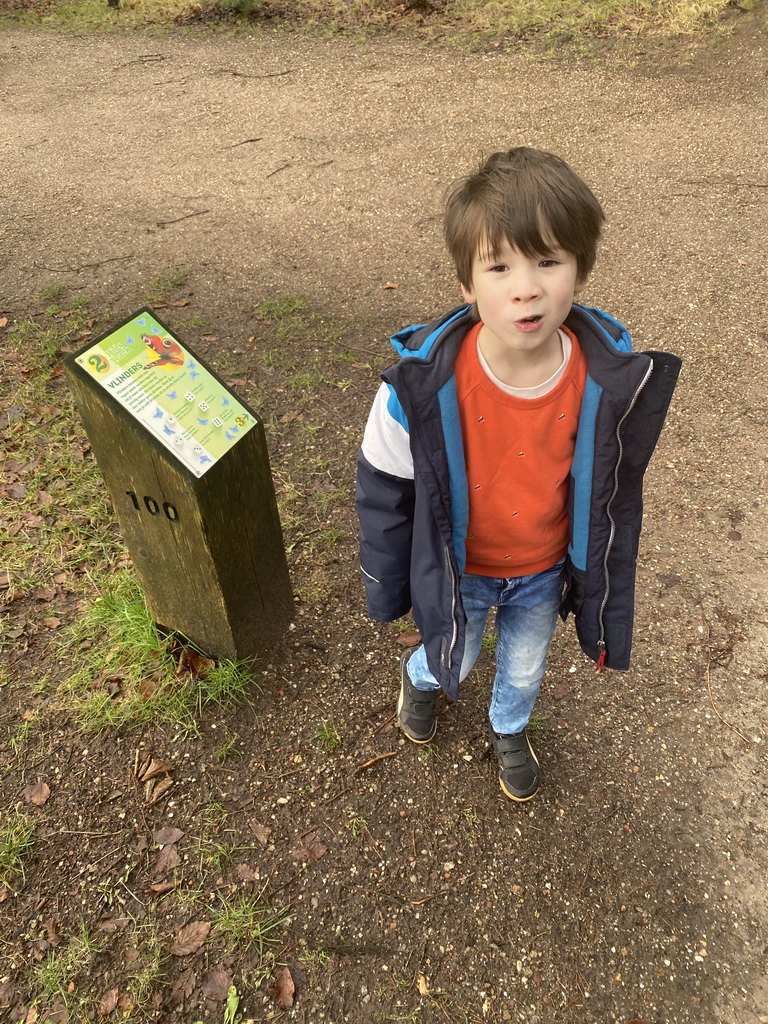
74, 310, 256, 478
66, 309, 293, 663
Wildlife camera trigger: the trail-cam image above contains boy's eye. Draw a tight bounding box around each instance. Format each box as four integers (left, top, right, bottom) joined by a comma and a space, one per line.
489, 264, 507, 273
539, 258, 560, 268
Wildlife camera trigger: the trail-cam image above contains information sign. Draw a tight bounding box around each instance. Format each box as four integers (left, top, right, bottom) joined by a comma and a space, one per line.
74, 310, 255, 477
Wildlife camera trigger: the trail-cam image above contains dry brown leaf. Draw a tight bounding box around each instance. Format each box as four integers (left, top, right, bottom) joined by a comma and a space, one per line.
146, 777, 174, 805
147, 881, 176, 897
141, 759, 175, 782
42, 917, 60, 945
23, 780, 51, 807
200, 965, 232, 1001
291, 831, 327, 863
251, 821, 272, 845
170, 966, 196, 1003
417, 975, 430, 996
153, 826, 184, 846
170, 920, 211, 956
395, 630, 421, 647
43, 617, 62, 629
382, 281, 400, 289
154, 844, 181, 875
273, 966, 295, 1010
98, 988, 119, 1016
235, 863, 259, 882
98, 916, 131, 933
0, 317, 8, 327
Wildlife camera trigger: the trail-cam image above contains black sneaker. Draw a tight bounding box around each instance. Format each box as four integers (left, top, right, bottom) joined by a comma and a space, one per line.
490, 725, 540, 801
396, 650, 438, 743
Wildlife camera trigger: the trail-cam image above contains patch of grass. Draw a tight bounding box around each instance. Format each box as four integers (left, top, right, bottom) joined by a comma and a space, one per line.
1, 0, 755, 52
417, 742, 439, 763
0, 807, 37, 888
298, 947, 331, 967
216, 735, 241, 761
481, 631, 497, 654
289, 370, 327, 391
313, 720, 342, 753
144, 268, 188, 304
527, 712, 551, 736
345, 813, 368, 837
32, 922, 103, 1009
1, 312, 119, 601
210, 891, 291, 956
56, 572, 254, 733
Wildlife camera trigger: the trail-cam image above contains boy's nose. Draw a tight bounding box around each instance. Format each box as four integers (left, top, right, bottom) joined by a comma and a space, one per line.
509, 273, 542, 302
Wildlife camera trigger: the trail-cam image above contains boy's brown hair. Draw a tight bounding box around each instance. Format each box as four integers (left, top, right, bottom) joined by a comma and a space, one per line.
444, 147, 605, 290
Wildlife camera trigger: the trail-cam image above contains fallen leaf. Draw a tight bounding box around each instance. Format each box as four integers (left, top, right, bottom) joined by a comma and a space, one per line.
251, 821, 272, 845
141, 759, 175, 782
42, 917, 60, 945
170, 920, 211, 956
235, 863, 259, 882
146, 777, 174, 805
98, 916, 131, 933
23, 781, 51, 807
727, 530, 742, 541
417, 975, 430, 996
382, 282, 400, 289
291, 831, 327, 863
511, 884, 523, 897
33, 585, 57, 601
170, 967, 196, 1003
43, 617, 62, 629
273, 967, 295, 1010
153, 826, 184, 846
395, 630, 421, 647
154, 844, 181, 875
171, 299, 190, 307
98, 988, 119, 1016
0, 317, 7, 327
117, 993, 134, 1013
147, 881, 176, 897
200, 965, 232, 1001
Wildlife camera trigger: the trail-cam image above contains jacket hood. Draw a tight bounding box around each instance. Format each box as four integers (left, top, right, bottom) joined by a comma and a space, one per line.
390, 305, 474, 360
391, 302, 632, 362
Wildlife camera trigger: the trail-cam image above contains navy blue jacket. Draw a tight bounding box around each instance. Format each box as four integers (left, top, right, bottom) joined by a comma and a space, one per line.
356, 303, 681, 699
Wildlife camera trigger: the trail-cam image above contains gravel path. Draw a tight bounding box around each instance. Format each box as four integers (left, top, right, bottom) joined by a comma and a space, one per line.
2, 21, 767, 1022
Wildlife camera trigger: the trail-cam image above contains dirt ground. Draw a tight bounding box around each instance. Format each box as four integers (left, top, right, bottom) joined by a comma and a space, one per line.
2, 11, 768, 1024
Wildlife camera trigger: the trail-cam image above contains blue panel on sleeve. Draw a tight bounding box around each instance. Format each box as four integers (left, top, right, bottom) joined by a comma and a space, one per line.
569, 374, 602, 571
385, 383, 410, 433
438, 376, 468, 572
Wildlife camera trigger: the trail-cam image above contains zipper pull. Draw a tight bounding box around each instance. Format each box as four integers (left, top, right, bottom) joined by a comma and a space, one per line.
595, 644, 607, 673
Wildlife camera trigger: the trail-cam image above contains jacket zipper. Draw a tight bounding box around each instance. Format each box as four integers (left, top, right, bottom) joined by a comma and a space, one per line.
595, 359, 654, 671
443, 544, 458, 668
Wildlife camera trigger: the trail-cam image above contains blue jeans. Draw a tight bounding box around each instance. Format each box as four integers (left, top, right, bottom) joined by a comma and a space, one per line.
407, 560, 565, 735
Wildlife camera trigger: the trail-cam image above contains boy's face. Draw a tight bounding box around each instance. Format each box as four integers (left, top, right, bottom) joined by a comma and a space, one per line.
461, 238, 586, 361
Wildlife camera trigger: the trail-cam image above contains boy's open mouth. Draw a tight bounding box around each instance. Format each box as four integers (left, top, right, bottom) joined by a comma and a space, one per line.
517, 315, 542, 324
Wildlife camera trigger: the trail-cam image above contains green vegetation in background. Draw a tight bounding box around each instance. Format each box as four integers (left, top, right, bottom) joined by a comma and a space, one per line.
0, 0, 758, 51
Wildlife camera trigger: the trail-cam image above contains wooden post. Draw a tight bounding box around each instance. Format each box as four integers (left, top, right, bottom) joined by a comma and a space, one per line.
65, 308, 293, 662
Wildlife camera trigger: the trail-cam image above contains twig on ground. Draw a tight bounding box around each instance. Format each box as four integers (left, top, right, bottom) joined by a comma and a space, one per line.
156, 209, 210, 228
354, 751, 397, 773
266, 162, 292, 179
225, 138, 264, 149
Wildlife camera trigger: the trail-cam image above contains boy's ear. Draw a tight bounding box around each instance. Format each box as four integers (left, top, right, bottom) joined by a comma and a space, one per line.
460, 282, 476, 304
575, 276, 589, 295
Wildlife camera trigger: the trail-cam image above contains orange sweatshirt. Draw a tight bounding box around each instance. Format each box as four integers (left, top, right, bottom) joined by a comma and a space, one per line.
456, 322, 586, 577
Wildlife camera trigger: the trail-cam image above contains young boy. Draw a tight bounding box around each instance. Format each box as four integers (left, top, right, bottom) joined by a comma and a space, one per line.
355, 147, 681, 802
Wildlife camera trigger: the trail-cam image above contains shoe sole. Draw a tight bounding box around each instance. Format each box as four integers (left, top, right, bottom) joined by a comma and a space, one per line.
396, 681, 437, 744
498, 738, 539, 801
